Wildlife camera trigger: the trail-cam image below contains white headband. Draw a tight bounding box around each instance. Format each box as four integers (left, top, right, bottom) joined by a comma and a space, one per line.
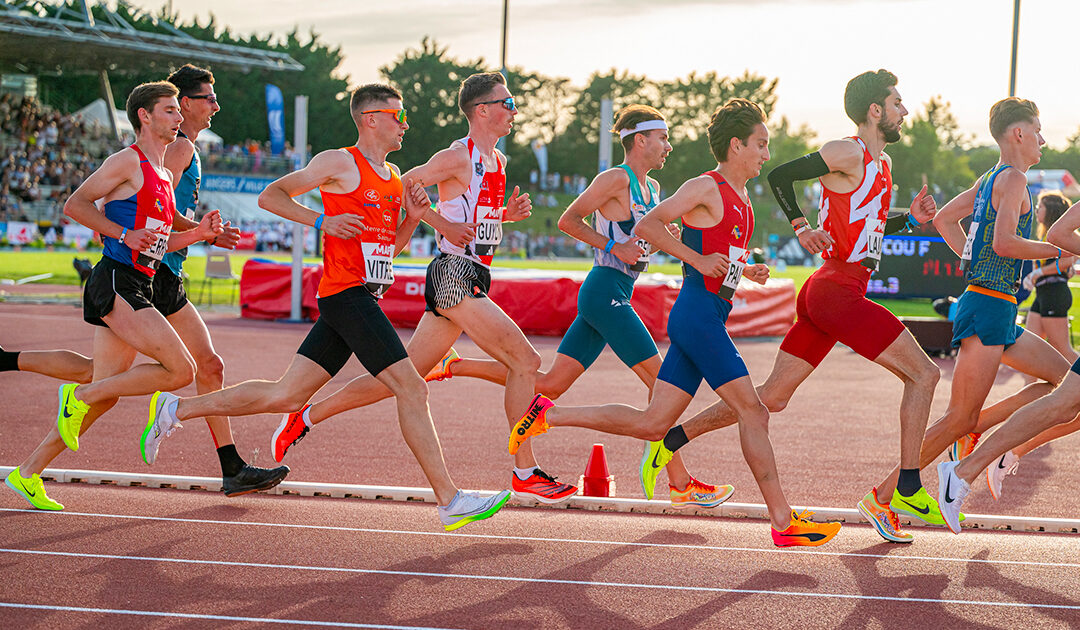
618, 120, 668, 139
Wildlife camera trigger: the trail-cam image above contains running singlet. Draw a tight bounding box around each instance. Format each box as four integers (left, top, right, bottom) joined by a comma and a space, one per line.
961, 164, 1033, 295
681, 171, 754, 300
101, 144, 176, 277
435, 136, 506, 267
593, 164, 659, 279
818, 137, 891, 272
162, 129, 201, 277
318, 147, 402, 298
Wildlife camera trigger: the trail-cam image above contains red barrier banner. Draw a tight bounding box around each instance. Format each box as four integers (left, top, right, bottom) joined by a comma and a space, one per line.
236, 232, 257, 250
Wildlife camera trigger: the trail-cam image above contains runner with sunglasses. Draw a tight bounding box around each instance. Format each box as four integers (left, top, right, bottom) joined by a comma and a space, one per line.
272, 72, 578, 504
142, 83, 511, 531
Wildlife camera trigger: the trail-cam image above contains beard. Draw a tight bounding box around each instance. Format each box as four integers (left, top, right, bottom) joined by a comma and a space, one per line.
878, 118, 901, 143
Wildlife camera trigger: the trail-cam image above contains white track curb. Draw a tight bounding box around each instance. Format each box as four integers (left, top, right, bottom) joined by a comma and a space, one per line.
4, 466, 1077, 535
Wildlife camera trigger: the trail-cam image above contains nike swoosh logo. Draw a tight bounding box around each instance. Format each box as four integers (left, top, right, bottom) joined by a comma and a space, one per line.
18, 478, 36, 498
945, 477, 954, 503
651, 451, 664, 469
898, 498, 931, 515
61, 406, 73, 420
782, 532, 826, 541
997, 457, 1008, 470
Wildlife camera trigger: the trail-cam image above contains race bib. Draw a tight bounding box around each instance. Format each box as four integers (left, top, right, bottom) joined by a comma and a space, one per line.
630, 238, 651, 273
362, 240, 395, 295
861, 217, 885, 270
718, 246, 749, 300
136, 217, 169, 270
185, 209, 196, 220
959, 220, 979, 273
474, 204, 503, 257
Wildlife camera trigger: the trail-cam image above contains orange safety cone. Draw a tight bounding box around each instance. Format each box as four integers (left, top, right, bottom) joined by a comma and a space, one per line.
580, 443, 615, 497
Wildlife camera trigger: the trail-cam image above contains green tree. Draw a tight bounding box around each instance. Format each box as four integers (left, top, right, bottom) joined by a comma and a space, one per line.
889, 96, 974, 207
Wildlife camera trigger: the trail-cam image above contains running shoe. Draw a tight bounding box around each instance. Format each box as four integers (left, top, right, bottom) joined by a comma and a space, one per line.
5, 467, 63, 511
639, 439, 674, 500
937, 461, 970, 534
670, 476, 734, 509
986, 450, 1020, 501
771, 510, 842, 547
223, 464, 291, 497
141, 391, 182, 465
511, 468, 577, 504
438, 489, 512, 531
509, 394, 553, 455
889, 486, 960, 526
273, 405, 311, 462
948, 432, 981, 461
857, 488, 913, 543
56, 383, 89, 452
425, 348, 461, 382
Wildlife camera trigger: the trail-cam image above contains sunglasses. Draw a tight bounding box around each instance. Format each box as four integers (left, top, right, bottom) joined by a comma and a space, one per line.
185, 94, 218, 104
361, 108, 408, 124
472, 97, 516, 112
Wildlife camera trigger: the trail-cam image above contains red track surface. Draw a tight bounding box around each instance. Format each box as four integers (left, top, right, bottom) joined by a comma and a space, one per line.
1, 303, 1079, 627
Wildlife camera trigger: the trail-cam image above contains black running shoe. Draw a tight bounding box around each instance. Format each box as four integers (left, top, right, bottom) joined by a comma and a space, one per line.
223, 464, 290, 497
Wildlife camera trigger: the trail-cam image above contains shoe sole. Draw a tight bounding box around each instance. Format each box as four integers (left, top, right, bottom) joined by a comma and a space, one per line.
771, 526, 841, 547
5, 477, 64, 511
937, 463, 963, 534
56, 385, 79, 452
224, 471, 289, 498
670, 486, 735, 510
510, 489, 575, 505
443, 492, 511, 531
639, 443, 660, 500
856, 501, 913, 543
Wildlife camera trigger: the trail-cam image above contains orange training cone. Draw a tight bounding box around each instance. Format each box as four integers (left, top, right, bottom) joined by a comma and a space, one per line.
580, 443, 615, 497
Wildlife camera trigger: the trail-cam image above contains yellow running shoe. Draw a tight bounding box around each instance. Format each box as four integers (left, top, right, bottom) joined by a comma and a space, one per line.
771, 510, 841, 547
857, 488, 913, 543
509, 394, 552, 455
56, 383, 89, 451
5, 467, 63, 511
889, 486, 964, 525
639, 440, 674, 500
425, 348, 461, 382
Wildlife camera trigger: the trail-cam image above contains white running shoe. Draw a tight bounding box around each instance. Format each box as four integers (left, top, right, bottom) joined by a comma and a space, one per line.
437, 490, 511, 531
937, 461, 970, 534
986, 451, 1020, 501
142, 391, 183, 465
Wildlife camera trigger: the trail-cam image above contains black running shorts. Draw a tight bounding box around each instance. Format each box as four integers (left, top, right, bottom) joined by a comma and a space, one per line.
83, 256, 156, 327
297, 285, 408, 378
424, 253, 491, 317
151, 266, 190, 317
1031, 280, 1072, 318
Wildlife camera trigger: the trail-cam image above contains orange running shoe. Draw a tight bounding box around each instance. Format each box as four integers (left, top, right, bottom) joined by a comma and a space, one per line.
273, 404, 311, 462
857, 488, 913, 543
948, 432, 981, 461
771, 510, 841, 547
511, 468, 577, 504
425, 348, 461, 382
670, 476, 734, 509
509, 394, 553, 454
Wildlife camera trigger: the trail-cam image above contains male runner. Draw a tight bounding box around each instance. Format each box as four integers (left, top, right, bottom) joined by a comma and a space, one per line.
6, 81, 223, 509
270, 72, 577, 504
511, 98, 841, 546
143, 83, 511, 531
939, 191, 1080, 532
434, 104, 732, 508
642, 70, 941, 543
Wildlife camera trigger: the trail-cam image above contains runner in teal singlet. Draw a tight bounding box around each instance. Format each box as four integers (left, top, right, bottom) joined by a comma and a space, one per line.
433, 105, 734, 508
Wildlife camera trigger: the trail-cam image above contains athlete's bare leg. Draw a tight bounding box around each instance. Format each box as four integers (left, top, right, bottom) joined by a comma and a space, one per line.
1014, 409, 1080, 457
1041, 316, 1079, 364
448, 352, 584, 399
871, 329, 940, 470
67, 298, 196, 405
16, 350, 94, 383
544, 379, 694, 441
167, 303, 234, 447
173, 355, 331, 420
19, 328, 136, 476
971, 335, 1068, 433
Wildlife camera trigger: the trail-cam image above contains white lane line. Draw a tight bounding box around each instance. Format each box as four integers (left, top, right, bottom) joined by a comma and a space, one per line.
1, 507, 1075, 570
0, 601, 459, 629
3, 548, 1078, 612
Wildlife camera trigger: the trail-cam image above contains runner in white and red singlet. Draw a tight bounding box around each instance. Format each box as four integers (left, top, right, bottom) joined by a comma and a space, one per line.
645, 70, 943, 544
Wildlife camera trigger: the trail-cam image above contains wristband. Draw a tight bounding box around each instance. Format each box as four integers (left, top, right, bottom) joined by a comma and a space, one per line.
314, 214, 325, 230
210, 235, 218, 246
793, 223, 809, 236
906, 212, 922, 229
603, 239, 616, 253
118, 227, 128, 244
1056, 259, 1063, 274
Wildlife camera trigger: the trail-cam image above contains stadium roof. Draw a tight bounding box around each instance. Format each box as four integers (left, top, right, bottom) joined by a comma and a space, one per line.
0, 1, 304, 74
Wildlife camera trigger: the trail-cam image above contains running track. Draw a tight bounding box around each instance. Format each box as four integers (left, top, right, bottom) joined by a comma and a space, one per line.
1, 302, 1078, 627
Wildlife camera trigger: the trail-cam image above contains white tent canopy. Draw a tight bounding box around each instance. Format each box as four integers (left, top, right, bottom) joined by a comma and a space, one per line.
74, 98, 222, 146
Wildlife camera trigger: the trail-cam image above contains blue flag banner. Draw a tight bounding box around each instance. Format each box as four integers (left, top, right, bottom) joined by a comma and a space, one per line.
265, 84, 285, 156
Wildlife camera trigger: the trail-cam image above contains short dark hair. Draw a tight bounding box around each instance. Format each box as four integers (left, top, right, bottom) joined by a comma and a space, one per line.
707, 98, 766, 163
167, 64, 214, 98
125, 81, 179, 133
989, 97, 1039, 141
612, 104, 665, 153
844, 69, 898, 124
350, 83, 403, 117
458, 72, 506, 117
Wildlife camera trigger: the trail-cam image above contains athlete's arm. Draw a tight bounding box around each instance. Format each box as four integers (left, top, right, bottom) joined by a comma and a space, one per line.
1046, 201, 1080, 256
394, 163, 428, 256
163, 138, 194, 189
884, 185, 937, 235
766, 146, 842, 254
991, 169, 1059, 260
933, 184, 977, 257
402, 146, 475, 246
166, 209, 223, 251
635, 176, 729, 278
258, 149, 366, 240
558, 169, 642, 264
64, 150, 157, 251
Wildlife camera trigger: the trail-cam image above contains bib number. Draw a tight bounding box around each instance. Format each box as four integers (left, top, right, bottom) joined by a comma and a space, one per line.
861, 218, 884, 270
959, 220, 979, 273
362, 241, 395, 295
136, 217, 168, 270
474, 205, 502, 258
718, 246, 748, 300
630, 238, 651, 273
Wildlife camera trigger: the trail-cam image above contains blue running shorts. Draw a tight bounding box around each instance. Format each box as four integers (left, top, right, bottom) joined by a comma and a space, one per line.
657, 282, 749, 395
951, 288, 1025, 349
